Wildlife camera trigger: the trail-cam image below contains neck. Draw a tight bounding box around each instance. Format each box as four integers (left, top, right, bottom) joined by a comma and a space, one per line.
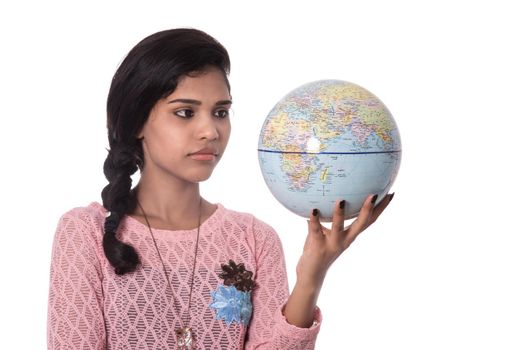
132, 174, 202, 230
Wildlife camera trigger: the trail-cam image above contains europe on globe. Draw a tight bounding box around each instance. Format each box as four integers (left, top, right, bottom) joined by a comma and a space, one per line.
257, 80, 401, 222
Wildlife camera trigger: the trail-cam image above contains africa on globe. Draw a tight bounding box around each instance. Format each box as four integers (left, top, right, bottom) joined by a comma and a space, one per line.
257, 80, 401, 222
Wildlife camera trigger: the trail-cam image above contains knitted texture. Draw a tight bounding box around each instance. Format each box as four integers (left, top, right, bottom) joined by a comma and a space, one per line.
47, 202, 322, 349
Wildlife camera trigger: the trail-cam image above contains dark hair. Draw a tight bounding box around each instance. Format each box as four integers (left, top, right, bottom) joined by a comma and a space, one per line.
101, 28, 231, 275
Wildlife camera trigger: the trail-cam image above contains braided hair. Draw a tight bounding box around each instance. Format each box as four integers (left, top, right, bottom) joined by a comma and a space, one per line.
101, 28, 231, 275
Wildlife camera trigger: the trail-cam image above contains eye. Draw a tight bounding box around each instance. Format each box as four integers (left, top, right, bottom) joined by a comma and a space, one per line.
214, 109, 230, 119
174, 109, 194, 119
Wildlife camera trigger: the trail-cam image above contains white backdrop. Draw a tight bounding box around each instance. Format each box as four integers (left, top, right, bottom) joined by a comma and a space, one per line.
1, 0, 523, 349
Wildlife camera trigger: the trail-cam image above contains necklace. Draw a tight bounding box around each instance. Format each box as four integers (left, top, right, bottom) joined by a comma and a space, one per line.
136, 198, 201, 350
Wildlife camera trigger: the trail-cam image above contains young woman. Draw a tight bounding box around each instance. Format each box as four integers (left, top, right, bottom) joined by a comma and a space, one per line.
47, 28, 394, 349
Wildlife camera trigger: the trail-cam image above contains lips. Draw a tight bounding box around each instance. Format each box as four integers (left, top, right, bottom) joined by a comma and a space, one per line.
188, 147, 219, 161
188, 148, 219, 156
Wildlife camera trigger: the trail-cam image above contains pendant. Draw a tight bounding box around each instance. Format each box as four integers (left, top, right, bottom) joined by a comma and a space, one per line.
175, 327, 195, 349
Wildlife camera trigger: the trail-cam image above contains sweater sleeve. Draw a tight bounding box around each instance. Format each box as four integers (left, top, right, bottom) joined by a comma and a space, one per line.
47, 209, 107, 349
244, 218, 322, 349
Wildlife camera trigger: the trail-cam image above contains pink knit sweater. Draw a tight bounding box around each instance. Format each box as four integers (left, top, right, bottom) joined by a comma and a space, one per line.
47, 201, 322, 349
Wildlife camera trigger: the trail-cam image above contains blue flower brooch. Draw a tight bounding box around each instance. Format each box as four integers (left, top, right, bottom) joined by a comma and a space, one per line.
209, 260, 255, 326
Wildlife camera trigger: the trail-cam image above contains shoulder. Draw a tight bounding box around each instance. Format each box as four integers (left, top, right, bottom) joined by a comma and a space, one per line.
219, 204, 275, 232
57, 201, 108, 228
50, 202, 108, 273
53, 201, 108, 245
218, 204, 282, 246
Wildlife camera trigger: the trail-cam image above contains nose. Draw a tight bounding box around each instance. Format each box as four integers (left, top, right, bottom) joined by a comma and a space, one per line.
196, 114, 219, 140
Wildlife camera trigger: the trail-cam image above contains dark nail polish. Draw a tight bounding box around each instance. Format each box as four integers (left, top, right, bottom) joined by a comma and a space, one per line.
389, 193, 395, 202
339, 200, 345, 209
371, 194, 378, 204
313, 208, 318, 216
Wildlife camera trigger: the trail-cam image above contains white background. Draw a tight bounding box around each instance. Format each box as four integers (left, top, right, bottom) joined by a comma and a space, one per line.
1, 0, 523, 348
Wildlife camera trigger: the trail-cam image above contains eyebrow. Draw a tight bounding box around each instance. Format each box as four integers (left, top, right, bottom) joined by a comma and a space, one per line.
167, 98, 232, 106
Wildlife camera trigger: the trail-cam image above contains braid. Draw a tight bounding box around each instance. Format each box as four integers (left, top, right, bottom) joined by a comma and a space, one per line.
101, 139, 143, 275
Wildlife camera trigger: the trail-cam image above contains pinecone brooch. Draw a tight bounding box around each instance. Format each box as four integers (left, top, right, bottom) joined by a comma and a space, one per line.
219, 259, 255, 292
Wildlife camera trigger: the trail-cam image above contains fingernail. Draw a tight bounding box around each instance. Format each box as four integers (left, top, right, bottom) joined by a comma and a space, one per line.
371, 194, 378, 204
339, 200, 345, 209
313, 208, 318, 216
389, 193, 395, 202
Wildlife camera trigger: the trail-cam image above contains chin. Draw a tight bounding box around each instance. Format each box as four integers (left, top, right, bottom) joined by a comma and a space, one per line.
187, 170, 214, 183
194, 175, 212, 183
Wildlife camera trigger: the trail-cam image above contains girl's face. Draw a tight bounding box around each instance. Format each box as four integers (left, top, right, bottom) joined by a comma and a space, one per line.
137, 66, 232, 184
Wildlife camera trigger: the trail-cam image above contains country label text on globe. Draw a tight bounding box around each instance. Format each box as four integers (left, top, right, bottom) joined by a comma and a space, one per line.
257, 80, 401, 221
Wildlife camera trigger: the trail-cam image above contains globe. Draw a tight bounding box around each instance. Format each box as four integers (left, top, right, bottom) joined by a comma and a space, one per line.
257, 80, 402, 222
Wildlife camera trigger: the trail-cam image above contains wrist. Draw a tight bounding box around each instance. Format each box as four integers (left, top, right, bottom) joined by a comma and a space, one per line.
286, 277, 323, 328
295, 272, 325, 293
297, 260, 328, 283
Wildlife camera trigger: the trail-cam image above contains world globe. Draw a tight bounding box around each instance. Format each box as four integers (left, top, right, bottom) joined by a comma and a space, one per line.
257, 80, 402, 222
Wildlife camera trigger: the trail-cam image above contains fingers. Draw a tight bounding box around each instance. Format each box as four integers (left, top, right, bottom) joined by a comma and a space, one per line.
365, 193, 394, 229
331, 199, 346, 233
308, 208, 323, 236
348, 194, 377, 238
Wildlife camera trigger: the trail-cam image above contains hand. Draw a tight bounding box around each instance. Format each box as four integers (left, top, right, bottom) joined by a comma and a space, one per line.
296, 193, 395, 286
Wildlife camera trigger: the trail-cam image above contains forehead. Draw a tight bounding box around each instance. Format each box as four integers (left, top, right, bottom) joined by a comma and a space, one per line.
167, 68, 230, 100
